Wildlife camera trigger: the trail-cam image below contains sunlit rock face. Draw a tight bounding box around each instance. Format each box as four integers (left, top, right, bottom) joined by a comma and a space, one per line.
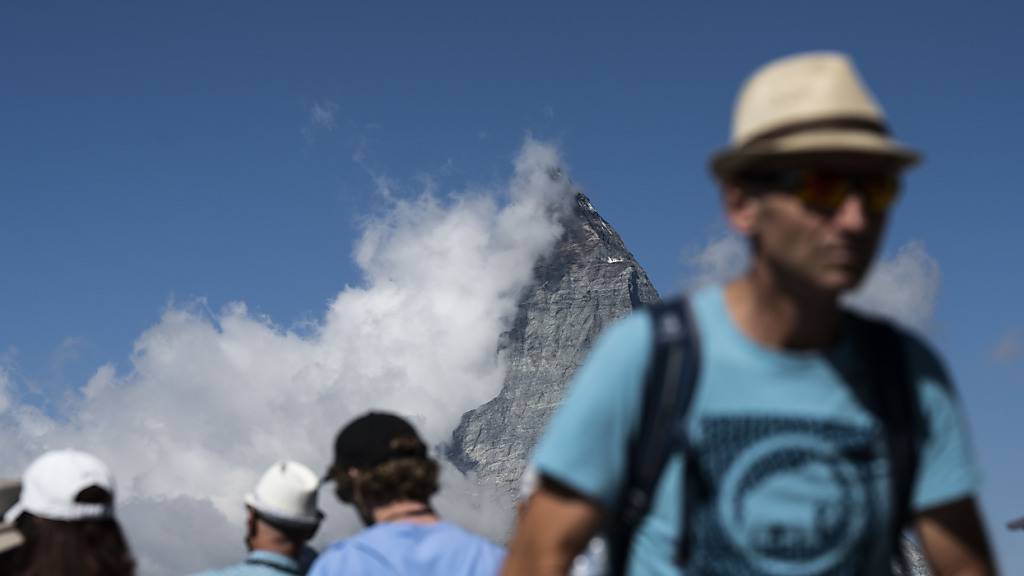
895, 538, 934, 575
447, 191, 659, 492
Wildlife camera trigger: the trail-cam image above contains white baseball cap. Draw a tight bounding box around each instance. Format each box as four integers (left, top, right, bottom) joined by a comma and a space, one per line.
244, 461, 323, 528
3, 449, 115, 524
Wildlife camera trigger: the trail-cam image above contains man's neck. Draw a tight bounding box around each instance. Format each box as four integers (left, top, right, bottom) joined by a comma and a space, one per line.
726, 265, 842, 350
250, 541, 300, 559
248, 521, 301, 560
371, 500, 438, 525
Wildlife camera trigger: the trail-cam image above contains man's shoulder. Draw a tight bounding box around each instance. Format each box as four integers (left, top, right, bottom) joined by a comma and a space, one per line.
412, 523, 506, 569
191, 564, 240, 576
189, 563, 262, 576
843, 309, 952, 390
313, 532, 393, 573
347, 520, 499, 548
578, 286, 718, 361
570, 307, 656, 376
320, 526, 387, 555
314, 523, 503, 574
427, 521, 504, 549
603, 306, 656, 342
192, 551, 304, 576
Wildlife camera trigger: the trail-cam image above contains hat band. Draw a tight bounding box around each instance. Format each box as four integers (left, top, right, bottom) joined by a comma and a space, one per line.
741, 117, 889, 149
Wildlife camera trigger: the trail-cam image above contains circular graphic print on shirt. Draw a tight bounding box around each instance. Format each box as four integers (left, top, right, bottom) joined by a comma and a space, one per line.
717, 432, 869, 576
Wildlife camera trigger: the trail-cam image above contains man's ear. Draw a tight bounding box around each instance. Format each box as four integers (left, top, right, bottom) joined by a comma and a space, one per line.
721, 182, 758, 235
245, 507, 259, 550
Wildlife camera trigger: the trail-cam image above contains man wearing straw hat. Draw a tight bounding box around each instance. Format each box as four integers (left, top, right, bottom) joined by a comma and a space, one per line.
503, 52, 995, 575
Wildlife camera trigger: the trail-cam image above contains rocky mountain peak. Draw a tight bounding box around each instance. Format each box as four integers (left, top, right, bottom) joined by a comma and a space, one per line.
447, 190, 659, 491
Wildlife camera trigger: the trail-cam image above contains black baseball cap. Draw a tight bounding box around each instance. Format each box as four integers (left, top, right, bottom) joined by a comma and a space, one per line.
328, 412, 427, 477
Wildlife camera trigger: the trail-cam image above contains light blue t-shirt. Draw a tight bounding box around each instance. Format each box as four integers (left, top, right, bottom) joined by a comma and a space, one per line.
192, 549, 312, 576
533, 286, 979, 576
308, 521, 505, 576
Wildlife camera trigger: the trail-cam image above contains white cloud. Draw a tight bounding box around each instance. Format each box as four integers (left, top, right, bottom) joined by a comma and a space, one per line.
843, 241, 940, 332
993, 330, 1024, 363
0, 367, 10, 414
0, 138, 571, 575
82, 362, 116, 399
118, 496, 239, 574
51, 336, 85, 367
431, 462, 517, 541
681, 233, 749, 289
309, 100, 337, 131
303, 100, 339, 141
683, 235, 941, 332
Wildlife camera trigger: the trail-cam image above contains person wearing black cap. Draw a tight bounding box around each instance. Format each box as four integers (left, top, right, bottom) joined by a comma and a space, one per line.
310, 411, 505, 576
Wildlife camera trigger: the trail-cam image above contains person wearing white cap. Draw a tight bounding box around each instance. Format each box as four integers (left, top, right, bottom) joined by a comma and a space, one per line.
194, 460, 324, 576
0, 449, 135, 575
503, 53, 995, 575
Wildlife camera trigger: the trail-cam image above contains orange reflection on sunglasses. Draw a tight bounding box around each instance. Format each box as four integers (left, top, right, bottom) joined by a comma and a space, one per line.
795, 171, 899, 215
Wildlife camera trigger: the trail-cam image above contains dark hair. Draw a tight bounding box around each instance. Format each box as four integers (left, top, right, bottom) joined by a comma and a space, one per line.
5, 486, 134, 576
249, 510, 319, 546
336, 449, 439, 510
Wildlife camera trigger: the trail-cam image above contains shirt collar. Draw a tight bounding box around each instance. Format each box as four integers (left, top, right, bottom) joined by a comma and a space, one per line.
245, 550, 301, 571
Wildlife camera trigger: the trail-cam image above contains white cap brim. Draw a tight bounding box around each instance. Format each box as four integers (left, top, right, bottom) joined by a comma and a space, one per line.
244, 492, 322, 529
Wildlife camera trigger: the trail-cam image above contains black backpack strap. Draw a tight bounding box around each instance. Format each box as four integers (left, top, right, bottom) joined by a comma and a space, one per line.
861, 319, 922, 573
675, 415, 705, 567
607, 297, 700, 575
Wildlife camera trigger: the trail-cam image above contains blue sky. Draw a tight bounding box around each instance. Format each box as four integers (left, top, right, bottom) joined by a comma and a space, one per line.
2, 1, 1022, 571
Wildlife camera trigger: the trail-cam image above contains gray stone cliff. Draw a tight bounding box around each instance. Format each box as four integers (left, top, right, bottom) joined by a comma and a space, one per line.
447, 191, 659, 492
895, 538, 933, 576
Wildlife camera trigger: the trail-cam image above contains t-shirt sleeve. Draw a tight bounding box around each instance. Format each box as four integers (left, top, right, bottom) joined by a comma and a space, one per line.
904, 335, 982, 512
531, 311, 654, 508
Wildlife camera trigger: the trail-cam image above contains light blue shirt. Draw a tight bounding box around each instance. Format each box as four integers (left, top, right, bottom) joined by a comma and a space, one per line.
192, 549, 314, 576
308, 521, 505, 576
533, 286, 980, 575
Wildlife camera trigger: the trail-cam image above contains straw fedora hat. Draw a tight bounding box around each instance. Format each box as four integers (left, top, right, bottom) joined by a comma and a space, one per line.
710, 52, 920, 178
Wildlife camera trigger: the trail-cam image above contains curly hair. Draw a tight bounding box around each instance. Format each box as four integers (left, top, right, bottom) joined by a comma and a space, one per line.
353, 456, 439, 508
334, 435, 440, 508
333, 434, 438, 510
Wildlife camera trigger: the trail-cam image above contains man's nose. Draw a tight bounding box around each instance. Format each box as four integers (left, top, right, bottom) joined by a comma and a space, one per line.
832, 192, 871, 232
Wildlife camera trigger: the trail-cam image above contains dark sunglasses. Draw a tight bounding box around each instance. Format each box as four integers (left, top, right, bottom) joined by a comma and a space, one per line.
740, 169, 901, 215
